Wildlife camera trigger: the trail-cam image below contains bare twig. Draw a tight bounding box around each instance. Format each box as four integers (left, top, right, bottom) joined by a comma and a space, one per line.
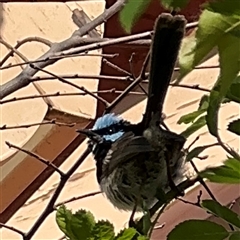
0, 223, 26, 238
190, 160, 217, 201
0, 119, 75, 130
149, 203, 168, 238
5, 141, 65, 177
0, 53, 118, 70
103, 58, 132, 76
129, 52, 136, 78
177, 190, 202, 207
0, 38, 29, 64
0, 36, 52, 67
72, 9, 101, 38
31, 73, 131, 82
30, 64, 110, 107
55, 191, 102, 208
24, 148, 91, 240
0, 0, 127, 100
59, 31, 152, 57
0, 90, 144, 105
216, 134, 240, 160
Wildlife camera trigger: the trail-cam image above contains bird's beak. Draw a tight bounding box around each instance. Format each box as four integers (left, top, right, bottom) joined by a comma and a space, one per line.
76, 129, 103, 144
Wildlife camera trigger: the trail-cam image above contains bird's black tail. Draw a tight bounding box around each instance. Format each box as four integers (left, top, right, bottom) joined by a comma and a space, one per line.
142, 14, 186, 128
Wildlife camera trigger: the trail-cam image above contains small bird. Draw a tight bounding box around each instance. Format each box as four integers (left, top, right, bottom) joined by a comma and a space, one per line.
78, 14, 187, 212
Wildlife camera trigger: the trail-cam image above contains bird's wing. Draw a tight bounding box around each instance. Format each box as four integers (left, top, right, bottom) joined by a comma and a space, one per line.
104, 131, 154, 174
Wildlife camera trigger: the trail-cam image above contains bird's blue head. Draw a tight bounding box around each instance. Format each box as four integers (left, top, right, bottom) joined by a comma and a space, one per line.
92, 113, 125, 142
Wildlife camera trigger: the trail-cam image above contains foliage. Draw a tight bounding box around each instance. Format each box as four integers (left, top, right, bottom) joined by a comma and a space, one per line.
56, 0, 240, 240
56, 206, 149, 240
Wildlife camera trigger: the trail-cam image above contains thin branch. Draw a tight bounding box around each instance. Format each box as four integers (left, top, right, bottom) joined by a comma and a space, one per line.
189, 160, 220, 204
129, 52, 136, 79
140, 51, 150, 79
103, 58, 132, 76
58, 31, 152, 57
0, 38, 29, 64
0, 53, 118, 70
0, 0, 127, 100
216, 134, 240, 160
54, 191, 102, 208
24, 148, 91, 240
5, 141, 65, 177
31, 74, 131, 82
170, 83, 211, 92
0, 90, 144, 105
72, 9, 101, 38
0, 119, 75, 130
149, 203, 168, 238
0, 36, 52, 67
0, 223, 26, 238
177, 190, 202, 207
30, 64, 110, 107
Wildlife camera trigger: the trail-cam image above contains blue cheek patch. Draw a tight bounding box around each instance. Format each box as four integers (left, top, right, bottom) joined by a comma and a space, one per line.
102, 131, 124, 141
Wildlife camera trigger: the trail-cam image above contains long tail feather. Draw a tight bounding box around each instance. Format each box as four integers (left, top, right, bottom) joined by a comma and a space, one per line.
142, 14, 186, 128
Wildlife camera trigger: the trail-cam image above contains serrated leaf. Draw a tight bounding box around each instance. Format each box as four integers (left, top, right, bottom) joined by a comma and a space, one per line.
56, 206, 95, 240
229, 232, 240, 240
116, 228, 137, 240
167, 220, 229, 240
207, 0, 240, 18
228, 119, 240, 136
91, 220, 115, 240
160, 0, 190, 9
56, 206, 76, 239
119, 0, 151, 33
180, 115, 206, 138
200, 162, 240, 184
206, 90, 222, 137
178, 9, 240, 81
202, 200, 240, 229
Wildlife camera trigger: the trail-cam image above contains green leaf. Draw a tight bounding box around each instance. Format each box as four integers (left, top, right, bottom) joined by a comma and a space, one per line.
56, 206, 95, 240
186, 144, 213, 162
202, 200, 240, 229
225, 158, 240, 170
198, 94, 210, 110
56, 206, 76, 239
116, 228, 137, 240
206, 90, 222, 137
228, 119, 240, 136
207, 0, 240, 18
200, 160, 240, 184
91, 220, 115, 240
119, 0, 151, 33
218, 33, 240, 98
177, 109, 206, 124
137, 236, 149, 240
229, 232, 240, 240
167, 220, 229, 240
227, 82, 240, 103
178, 9, 240, 81
180, 115, 206, 138
160, 0, 190, 9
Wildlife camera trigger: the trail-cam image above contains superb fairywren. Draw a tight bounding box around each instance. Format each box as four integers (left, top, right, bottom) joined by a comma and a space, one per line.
78, 14, 187, 211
